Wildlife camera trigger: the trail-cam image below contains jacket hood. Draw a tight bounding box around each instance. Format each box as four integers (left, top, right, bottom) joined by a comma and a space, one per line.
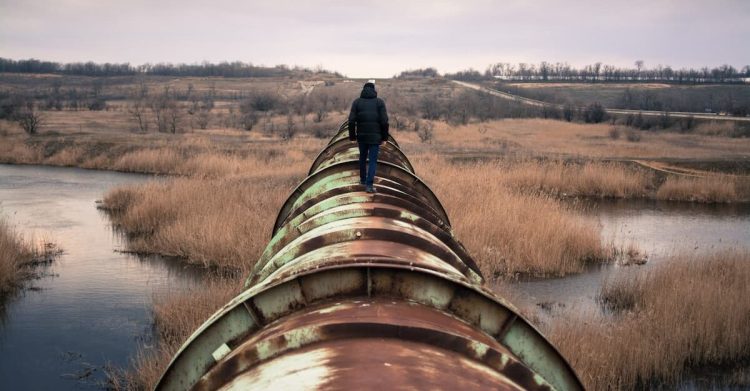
360, 86, 377, 99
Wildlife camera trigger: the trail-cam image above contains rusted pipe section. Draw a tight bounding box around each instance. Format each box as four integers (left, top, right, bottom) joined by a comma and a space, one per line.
155, 123, 584, 391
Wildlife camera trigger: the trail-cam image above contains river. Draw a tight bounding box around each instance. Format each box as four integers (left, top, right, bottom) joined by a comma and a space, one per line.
0, 164, 202, 390
506, 198, 750, 313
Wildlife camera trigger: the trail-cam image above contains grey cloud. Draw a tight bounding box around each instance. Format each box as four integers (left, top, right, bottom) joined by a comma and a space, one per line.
0, 0, 747, 77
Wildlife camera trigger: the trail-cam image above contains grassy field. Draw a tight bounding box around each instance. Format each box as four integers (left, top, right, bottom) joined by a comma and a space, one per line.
414, 118, 750, 161
496, 81, 750, 114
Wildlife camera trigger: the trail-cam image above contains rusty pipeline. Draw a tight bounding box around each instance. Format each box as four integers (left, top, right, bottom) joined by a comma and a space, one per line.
155, 123, 584, 391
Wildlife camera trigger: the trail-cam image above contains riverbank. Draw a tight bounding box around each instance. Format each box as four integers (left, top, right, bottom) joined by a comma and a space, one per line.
0, 218, 56, 299
108, 276, 242, 390
547, 251, 750, 389
3, 127, 749, 203
101, 155, 616, 277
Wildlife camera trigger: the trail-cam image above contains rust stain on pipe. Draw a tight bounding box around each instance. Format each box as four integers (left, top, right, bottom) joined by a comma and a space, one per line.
155, 123, 584, 391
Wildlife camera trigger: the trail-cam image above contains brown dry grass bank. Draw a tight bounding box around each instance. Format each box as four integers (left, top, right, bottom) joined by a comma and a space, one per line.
513, 160, 748, 203
0, 219, 36, 295
548, 251, 750, 389
103, 154, 610, 278
0, 131, 323, 179
109, 277, 242, 390
656, 175, 740, 203
500, 160, 652, 198
414, 157, 608, 277
0, 219, 56, 297
102, 176, 296, 271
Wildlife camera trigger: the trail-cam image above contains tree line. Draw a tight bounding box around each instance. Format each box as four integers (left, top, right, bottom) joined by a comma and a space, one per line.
438, 61, 750, 84
0, 58, 340, 78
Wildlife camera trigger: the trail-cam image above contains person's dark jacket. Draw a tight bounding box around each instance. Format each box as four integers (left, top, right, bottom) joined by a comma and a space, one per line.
348, 84, 389, 144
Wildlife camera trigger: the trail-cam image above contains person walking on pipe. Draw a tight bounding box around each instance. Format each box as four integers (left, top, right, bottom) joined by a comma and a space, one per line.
348, 80, 389, 193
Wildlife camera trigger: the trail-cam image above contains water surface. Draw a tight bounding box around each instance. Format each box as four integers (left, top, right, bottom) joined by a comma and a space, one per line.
0, 164, 201, 390
506, 198, 750, 312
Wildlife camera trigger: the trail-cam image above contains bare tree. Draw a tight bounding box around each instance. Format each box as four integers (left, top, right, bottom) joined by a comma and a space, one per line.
196, 110, 210, 130
150, 97, 168, 132
166, 103, 182, 134
418, 121, 434, 143
635, 60, 644, 79
150, 87, 175, 133
281, 113, 297, 139
16, 103, 43, 135
241, 111, 258, 131
129, 99, 150, 132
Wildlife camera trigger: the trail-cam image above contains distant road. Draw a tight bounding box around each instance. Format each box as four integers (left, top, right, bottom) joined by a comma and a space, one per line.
451, 80, 750, 122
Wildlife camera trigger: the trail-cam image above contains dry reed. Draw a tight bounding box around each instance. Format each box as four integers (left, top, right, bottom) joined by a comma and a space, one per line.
0, 219, 56, 296
656, 175, 740, 203
111, 149, 184, 174
0, 219, 35, 295
110, 277, 242, 390
548, 251, 750, 389
500, 160, 651, 198
415, 157, 607, 277
102, 176, 296, 271
102, 154, 608, 277
0, 141, 43, 165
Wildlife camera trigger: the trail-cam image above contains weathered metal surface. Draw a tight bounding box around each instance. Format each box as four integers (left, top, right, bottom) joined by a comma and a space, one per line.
309, 138, 414, 175
327, 123, 400, 147
155, 122, 584, 391
193, 298, 553, 391
272, 160, 451, 236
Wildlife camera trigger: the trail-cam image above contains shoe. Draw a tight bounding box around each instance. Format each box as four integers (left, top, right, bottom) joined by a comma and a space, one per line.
366, 185, 377, 193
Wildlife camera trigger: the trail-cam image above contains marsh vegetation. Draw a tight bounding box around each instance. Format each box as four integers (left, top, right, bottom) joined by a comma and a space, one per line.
1, 69, 748, 389
0, 219, 57, 299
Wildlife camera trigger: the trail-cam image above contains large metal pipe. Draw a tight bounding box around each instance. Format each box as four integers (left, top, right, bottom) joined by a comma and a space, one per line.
155, 123, 584, 391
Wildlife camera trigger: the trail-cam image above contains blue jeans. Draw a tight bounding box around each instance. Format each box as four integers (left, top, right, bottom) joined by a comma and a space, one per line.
358, 143, 380, 186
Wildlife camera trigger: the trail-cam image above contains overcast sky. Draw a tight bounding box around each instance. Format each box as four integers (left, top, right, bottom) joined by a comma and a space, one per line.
1, 0, 748, 77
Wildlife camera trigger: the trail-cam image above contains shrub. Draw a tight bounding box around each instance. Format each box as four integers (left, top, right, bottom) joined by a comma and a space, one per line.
583, 102, 607, 123
625, 129, 641, 142
417, 121, 434, 143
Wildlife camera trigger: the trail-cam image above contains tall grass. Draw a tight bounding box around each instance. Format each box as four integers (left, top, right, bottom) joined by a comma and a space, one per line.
102, 155, 609, 278
416, 157, 607, 277
109, 277, 241, 390
107, 147, 313, 179
656, 175, 740, 203
500, 160, 651, 198
0, 142, 43, 165
102, 177, 295, 271
548, 251, 750, 389
0, 219, 35, 295
111, 149, 184, 174
0, 219, 55, 296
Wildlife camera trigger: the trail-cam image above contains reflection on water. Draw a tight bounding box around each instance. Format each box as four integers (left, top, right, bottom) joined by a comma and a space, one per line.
503, 198, 750, 312
499, 198, 750, 389
587, 199, 750, 260
0, 165, 203, 390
